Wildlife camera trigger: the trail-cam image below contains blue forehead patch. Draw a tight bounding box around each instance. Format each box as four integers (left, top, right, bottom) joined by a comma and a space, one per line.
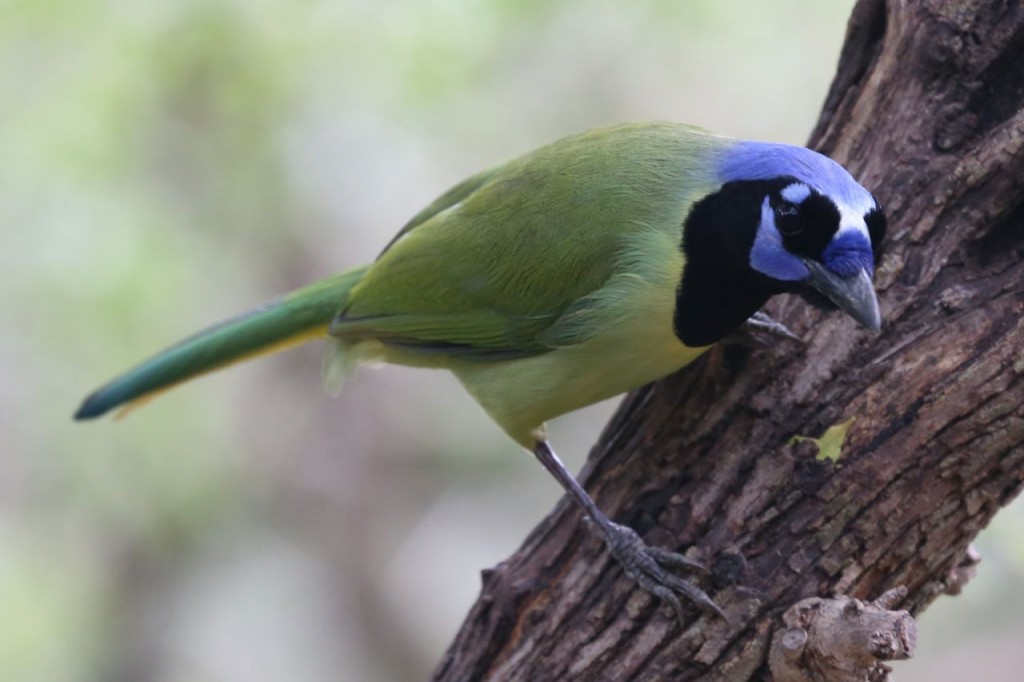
823, 231, 875, 277
718, 141, 868, 209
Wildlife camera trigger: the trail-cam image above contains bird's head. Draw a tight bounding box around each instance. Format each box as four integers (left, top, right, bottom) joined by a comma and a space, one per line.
676, 140, 886, 347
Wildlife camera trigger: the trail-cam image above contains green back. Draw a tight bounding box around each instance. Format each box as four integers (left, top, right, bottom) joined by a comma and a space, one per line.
331, 122, 728, 358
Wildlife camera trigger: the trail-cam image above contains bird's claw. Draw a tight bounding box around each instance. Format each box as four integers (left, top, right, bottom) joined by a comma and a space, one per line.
742, 311, 803, 344
604, 522, 726, 623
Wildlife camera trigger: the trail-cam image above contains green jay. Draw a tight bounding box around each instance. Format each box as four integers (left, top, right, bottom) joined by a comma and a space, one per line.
76, 122, 885, 621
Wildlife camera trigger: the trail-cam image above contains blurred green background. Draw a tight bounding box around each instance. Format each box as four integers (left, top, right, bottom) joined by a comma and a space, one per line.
6, 0, 1024, 680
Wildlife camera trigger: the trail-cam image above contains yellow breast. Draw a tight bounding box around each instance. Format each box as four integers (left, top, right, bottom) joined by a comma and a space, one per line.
452, 229, 708, 447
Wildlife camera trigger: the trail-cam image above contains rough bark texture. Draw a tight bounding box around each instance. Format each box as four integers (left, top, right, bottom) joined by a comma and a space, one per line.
435, 1, 1024, 679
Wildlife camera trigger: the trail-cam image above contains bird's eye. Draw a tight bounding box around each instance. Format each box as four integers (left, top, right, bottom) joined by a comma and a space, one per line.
775, 201, 803, 235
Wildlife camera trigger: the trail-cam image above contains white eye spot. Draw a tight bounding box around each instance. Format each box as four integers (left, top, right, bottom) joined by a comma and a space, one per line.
781, 183, 812, 204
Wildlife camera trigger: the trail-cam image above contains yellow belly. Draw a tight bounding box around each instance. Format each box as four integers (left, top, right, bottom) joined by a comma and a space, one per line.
451, 317, 708, 448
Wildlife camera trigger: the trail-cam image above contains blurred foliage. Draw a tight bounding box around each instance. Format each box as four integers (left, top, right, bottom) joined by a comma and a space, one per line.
5, 1, 1023, 680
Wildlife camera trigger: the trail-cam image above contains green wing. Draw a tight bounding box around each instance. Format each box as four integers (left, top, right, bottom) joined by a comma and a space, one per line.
376, 164, 508, 256
330, 122, 723, 359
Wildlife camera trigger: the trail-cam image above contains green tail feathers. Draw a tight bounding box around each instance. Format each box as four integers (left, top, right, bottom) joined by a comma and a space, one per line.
74, 266, 368, 420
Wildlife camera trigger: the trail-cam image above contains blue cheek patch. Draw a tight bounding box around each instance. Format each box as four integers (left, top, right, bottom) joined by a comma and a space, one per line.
751, 243, 809, 281
750, 202, 809, 281
824, 232, 875, 278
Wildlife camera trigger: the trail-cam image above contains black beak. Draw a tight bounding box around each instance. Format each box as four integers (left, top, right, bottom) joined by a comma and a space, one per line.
801, 259, 881, 331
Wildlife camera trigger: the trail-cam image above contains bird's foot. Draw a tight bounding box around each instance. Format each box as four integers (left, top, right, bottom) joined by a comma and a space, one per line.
603, 521, 726, 623
737, 311, 804, 346
530, 441, 727, 623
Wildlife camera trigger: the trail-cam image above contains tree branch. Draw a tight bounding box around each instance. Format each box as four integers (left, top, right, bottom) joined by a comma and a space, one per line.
436, 1, 1024, 679
768, 587, 916, 682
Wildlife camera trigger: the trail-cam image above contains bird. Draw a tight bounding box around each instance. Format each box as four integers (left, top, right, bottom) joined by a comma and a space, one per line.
74, 121, 886, 621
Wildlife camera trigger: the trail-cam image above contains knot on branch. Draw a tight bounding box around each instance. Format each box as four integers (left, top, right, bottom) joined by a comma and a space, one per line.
768, 587, 916, 682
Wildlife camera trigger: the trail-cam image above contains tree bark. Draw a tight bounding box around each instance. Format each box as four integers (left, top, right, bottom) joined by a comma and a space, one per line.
435, 1, 1024, 679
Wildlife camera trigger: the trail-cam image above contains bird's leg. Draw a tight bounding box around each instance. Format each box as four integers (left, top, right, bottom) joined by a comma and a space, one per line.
741, 311, 803, 343
531, 440, 726, 622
